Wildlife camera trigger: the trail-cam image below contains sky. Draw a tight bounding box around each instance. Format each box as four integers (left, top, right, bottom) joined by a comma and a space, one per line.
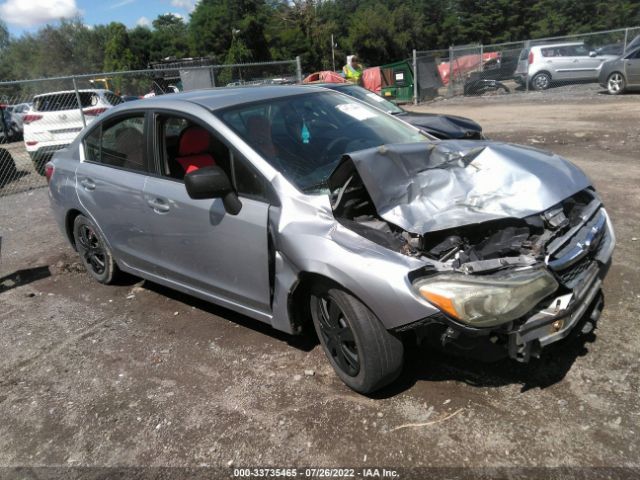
0, 0, 199, 37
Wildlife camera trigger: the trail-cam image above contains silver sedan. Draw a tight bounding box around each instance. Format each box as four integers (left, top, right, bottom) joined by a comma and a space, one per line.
47, 86, 614, 394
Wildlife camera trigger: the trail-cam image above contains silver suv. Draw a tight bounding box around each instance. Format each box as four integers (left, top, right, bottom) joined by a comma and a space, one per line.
23, 89, 122, 174
515, 42, 618, 90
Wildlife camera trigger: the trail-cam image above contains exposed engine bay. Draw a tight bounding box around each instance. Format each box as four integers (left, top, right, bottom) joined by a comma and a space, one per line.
331, 171, 597, 275
328, 142, 600, 276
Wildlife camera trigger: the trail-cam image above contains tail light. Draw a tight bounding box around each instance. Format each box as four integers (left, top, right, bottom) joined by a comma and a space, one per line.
83, 107, 108, 116
25, 141, 38, 146
45, 163, 54, 184
23, 114, 43, 124
528, 51, 534, 64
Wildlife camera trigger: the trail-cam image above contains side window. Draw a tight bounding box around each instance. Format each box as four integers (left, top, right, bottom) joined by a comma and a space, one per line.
233, 153, 268, 200
84, 126, 101, 162
155, 113, 272, 202
156, 114, 230, 180
573, 45, 589, 56
83, 115, 146, 172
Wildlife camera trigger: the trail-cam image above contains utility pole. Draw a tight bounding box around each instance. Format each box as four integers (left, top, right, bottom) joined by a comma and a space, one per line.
331, 34, 336, 71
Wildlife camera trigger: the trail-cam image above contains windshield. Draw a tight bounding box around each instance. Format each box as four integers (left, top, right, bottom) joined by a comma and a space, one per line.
217, 91, 425, 192
335, 85, 404, 115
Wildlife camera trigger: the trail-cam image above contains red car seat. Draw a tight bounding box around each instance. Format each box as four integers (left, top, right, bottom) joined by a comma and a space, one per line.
176, 126, 216, 174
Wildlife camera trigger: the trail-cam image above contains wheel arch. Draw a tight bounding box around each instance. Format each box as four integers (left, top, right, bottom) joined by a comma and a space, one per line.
287, 271, 375, 335
607, 70, 626, 81
531, 70, 552, 80
65, 208, 84, 250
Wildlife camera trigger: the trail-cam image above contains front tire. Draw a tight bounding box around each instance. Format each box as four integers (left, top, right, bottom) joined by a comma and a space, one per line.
607, 72, 625, 95
73, 214, 119, 284
530, 72, 551, 91
310, 283, 404, 394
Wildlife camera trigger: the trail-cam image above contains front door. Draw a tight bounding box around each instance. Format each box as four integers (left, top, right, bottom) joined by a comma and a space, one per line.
143, 112, 273, 315
625, 49, 640, 85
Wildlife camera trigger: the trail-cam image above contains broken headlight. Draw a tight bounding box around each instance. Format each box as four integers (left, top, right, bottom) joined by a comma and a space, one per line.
414, 268, 558, 327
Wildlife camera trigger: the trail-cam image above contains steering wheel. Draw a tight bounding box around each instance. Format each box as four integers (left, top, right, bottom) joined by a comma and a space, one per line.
321, 136, 351, 163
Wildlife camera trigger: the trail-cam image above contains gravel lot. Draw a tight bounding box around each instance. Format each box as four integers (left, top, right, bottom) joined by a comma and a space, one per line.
0, 87, 639, 479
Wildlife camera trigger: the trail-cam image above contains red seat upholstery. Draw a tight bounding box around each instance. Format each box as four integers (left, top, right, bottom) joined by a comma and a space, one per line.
176, 126, 216, 174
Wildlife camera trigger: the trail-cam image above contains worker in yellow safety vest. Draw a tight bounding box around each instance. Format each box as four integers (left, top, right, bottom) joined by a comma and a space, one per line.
342, 55, 363, 84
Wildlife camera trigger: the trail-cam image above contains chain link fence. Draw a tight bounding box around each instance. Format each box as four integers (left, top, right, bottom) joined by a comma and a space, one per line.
0, 58, 301, 268
411, 26, 640, 102
0, 58, 301, 200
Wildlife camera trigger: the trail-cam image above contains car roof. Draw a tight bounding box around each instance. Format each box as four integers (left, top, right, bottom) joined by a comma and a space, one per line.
33, 89, 113, 99
140, 85, 328, 111
532, 42, 585, 49
305, 82, 348, 88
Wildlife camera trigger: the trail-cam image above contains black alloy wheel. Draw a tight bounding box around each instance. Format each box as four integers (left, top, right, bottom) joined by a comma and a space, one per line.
77, 223, 106, 276
73, 214, 119, 284
316, 296, 360, 376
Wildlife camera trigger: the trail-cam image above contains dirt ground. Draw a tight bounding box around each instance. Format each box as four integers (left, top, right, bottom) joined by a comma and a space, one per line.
0, 89, 639, 478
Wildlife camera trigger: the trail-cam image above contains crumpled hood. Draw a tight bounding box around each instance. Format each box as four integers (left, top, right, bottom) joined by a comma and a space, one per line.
330, 141, 592, 234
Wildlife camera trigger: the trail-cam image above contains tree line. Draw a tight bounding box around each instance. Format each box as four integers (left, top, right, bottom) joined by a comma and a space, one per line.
1, 0, 638, 81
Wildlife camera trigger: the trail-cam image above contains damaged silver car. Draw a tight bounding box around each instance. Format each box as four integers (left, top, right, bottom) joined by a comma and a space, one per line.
47, 86, 615, 394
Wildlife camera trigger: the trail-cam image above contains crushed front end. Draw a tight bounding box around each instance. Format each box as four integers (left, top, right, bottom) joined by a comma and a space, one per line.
328, 141, 615, 363
409, 189, 614, 362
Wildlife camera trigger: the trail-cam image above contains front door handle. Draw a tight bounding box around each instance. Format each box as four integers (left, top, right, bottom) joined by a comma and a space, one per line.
147, 198, 170, 213
80, 178, 96, 191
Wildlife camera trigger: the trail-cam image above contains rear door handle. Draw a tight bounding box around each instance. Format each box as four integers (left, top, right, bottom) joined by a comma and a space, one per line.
147, 198, 170, 213
80, 178, 96, 191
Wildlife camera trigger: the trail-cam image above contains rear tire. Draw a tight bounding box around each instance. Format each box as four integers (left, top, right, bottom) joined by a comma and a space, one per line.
310, 282, 404, 394
73, 214, 119, 284
531, 72, 551, 91
607, 72, 625, 95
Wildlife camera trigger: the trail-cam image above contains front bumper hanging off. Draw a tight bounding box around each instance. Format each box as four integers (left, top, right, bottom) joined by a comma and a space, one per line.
507, 206, 615, 362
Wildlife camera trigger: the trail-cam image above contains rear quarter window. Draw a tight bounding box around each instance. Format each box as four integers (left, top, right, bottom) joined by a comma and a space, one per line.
34, 92, 97, 111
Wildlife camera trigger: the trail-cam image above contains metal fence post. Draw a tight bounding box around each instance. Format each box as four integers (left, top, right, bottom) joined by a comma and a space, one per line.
447, 45, 454, 98
524, 40, 531, 93
479, 43, 484, 72
412, 49, 418, 105
623, 28, 629, 55
295, 56, 302, 83
210, 65, 216, 88
72, 76, 86, 129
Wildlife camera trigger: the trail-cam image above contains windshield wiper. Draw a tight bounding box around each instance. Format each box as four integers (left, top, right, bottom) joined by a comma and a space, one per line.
301, 180, 328, 193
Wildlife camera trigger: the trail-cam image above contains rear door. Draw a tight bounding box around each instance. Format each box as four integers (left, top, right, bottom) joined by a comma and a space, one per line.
143, 111, 273, 315
76, 111, 157, 273
541, 46, 574, 80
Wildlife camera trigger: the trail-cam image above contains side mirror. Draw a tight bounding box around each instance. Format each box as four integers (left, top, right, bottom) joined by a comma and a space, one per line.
185, 166, 242, 215
589, 51, 597, 57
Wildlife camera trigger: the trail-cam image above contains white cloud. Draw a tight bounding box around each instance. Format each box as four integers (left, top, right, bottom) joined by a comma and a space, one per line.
0, 0, 80, 27
170, 0, 198, 13
108, 0, 135, 9
136, 16, 151, 27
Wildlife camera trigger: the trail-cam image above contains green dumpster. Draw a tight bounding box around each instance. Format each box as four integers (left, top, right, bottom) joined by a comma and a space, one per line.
379, 60, 414, 104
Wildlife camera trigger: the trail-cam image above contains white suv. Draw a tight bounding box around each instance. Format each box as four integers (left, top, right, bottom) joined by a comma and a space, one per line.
515, 42, 619, 90
23, 89, 122, 174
